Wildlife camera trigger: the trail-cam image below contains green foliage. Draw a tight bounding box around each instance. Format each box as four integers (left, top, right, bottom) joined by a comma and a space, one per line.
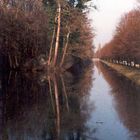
68, 0, 91, 8
70, 31, 81, 44
42, 0, 56, 7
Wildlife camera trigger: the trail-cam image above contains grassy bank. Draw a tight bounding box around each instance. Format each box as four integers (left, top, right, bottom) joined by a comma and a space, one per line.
101, 60, 140, 86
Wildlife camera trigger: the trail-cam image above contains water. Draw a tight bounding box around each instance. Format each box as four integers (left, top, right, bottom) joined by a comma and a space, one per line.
0, 61, 140, 140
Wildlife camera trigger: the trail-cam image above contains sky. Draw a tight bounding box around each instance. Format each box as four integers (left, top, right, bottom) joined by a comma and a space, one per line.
88, 0, 137, 50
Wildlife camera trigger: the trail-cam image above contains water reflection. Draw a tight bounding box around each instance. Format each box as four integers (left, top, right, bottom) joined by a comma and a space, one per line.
1, 61, 140, 140
0, 64, 94, 140
96, 61, 140, 140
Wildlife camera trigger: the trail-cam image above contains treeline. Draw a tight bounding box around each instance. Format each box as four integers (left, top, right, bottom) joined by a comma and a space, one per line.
0, 0, 94, 70
96, 8, 140, 68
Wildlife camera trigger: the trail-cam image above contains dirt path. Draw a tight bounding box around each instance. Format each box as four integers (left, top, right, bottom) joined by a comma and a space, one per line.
101, 60, 140, 86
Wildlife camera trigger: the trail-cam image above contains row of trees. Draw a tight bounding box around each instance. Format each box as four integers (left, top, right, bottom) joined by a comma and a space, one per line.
96, 8, 140, 67
0, 0, 94, 70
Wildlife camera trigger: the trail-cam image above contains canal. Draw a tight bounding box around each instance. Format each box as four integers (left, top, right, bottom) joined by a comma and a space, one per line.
0, 61, 140, 140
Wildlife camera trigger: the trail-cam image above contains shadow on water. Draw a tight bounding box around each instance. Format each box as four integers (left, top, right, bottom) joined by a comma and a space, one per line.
0, 64, 94, 140
96, 61, 140, 140
1, 61, 140, 140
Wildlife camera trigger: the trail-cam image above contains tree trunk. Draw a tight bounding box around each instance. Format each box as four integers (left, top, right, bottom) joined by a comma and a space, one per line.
60, 75, 69, 112
15, 7, 19, 19
53, 3, 61, 67
8, 54, 12, 68
53, 75, 60, 139
48, 16, 57, 66
48, 76, 55, 114
15, 56, 19, 68
60, 31, 70, 67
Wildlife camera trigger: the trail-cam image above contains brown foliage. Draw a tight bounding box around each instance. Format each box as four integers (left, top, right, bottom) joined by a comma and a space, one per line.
98, 9, 140, 63
0, 0, 49, 68
0, 0, 94, 70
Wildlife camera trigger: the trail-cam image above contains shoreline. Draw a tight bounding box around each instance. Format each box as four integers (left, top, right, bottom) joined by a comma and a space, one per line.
101, 60, 140, 86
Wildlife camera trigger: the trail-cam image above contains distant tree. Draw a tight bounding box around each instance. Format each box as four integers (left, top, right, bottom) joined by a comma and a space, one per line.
99, 8, 140, 65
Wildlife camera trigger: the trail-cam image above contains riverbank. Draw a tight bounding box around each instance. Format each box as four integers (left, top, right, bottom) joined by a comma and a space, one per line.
101, 60, 140, 86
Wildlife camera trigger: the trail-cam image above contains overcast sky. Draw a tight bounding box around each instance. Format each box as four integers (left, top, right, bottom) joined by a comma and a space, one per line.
88, 0, 137, 50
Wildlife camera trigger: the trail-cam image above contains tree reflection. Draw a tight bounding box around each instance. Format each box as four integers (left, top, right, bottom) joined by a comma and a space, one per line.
0, 64, 94, 140
96, 61, 140, 139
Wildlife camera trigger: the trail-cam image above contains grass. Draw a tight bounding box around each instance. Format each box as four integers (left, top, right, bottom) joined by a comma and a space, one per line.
101, 60, 140, 86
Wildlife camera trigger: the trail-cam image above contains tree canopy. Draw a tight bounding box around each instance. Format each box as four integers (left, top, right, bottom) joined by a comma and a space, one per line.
0, 0, 94, 70
97, 9, 140, 64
